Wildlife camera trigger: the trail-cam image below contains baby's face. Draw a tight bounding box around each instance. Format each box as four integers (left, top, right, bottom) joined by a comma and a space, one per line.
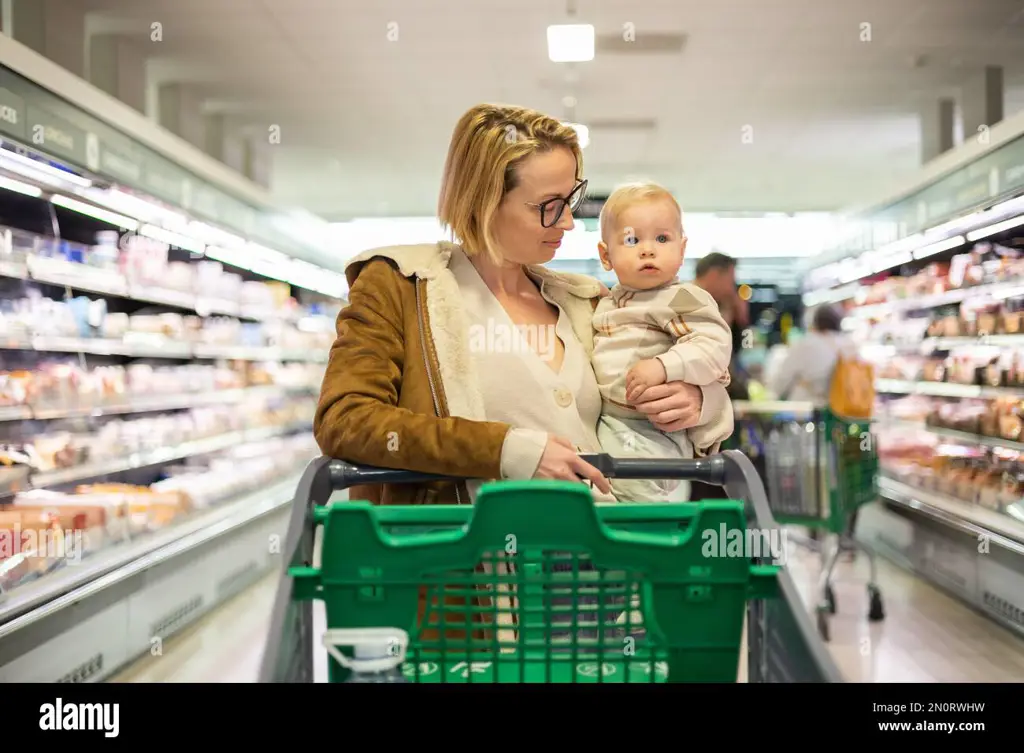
600, 199, 686, 290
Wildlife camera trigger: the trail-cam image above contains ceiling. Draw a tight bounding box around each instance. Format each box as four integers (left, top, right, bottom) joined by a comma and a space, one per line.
75, 0, 1024, 221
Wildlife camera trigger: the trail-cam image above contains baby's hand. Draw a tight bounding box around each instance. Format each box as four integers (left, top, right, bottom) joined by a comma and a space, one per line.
626, 358, 668, 401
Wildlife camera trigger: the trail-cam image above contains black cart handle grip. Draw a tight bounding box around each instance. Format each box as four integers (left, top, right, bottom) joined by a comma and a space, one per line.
327, 453, 726, 491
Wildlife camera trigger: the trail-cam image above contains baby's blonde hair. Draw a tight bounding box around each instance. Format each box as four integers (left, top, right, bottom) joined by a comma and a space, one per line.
598, 181, 683, 242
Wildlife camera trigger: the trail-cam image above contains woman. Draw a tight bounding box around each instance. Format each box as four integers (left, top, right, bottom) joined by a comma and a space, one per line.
767, 304, 848, 402
313, 103, 730, 508
766, 303, 860, 546
312, 104, 732, 650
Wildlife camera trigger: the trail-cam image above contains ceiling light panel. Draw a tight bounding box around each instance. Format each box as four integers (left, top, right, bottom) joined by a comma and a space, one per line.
547, 24, 595, 62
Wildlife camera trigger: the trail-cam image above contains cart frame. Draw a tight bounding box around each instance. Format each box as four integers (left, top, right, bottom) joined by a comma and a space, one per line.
258, 449, 843, 683
731, 401, 885, 641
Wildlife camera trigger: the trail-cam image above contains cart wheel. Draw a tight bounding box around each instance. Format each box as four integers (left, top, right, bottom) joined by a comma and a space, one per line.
816, 609, 830, 642
868, 585, 885, 622
824, 584, 836, 614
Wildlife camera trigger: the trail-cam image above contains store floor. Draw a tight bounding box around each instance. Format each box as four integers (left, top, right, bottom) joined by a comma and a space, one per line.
107, 543, 1024, 683
784, 538, 1024, 682
107, 571, 283, 683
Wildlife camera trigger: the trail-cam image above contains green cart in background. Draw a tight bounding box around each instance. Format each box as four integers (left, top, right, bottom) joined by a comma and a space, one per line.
729, 402, 884, 642
258, 450, 843, 683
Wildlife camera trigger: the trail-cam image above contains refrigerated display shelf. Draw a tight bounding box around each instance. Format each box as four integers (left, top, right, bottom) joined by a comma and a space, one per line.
923, 335, 1024, 349
0, 385, 314, 422
0, 471, 304, 682
0, 334, 327, 363
877, 418, 1024, 453
861, 477, 1024, 640
864, 335, 1024, 353
0, 470, 303, 622
0, 256, 294, 323
849, 279, 1024, 318
7, 421, 309, 493
876, 378, 1024, 399
878, 475, 1024, 547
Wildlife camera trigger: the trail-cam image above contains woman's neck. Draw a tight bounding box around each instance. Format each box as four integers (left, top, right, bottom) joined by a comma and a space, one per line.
469, 253, 535, 298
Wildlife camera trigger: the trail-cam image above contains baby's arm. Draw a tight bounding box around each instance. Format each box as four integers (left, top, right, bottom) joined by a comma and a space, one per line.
654, 284, 733, 387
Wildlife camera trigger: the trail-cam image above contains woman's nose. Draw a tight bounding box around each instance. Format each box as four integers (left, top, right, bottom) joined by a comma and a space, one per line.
556, 206, 576, 230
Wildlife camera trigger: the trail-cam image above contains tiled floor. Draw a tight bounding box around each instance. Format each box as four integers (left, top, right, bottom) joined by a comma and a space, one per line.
107, 538, 1024, 683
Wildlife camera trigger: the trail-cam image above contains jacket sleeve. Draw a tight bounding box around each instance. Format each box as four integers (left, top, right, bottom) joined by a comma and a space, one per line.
687, 381, 734, 457
654, 285, 734, 387
313, 259, 517, 480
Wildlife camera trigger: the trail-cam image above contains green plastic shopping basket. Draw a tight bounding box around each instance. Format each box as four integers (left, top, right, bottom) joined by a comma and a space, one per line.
259, 450, 843, 684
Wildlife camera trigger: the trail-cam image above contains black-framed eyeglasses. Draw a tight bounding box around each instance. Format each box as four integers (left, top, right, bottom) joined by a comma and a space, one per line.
525, 179, 588, 228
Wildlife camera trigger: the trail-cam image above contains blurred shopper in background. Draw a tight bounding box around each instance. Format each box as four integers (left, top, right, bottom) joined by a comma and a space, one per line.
693, 252, 750, 401
766, 303, 857, 547
767, 303, 848, 402
689, 252, 749, 501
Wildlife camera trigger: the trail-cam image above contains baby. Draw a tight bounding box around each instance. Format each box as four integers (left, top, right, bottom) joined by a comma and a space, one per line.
591, 182, 734, 503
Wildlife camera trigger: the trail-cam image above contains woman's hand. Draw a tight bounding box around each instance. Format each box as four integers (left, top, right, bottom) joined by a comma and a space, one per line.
534, 435, 612, 495
631, 382, 704, 433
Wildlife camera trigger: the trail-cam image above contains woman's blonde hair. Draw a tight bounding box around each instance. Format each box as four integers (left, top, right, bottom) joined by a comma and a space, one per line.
438, 104, 583, 264
599, 181, 683, 241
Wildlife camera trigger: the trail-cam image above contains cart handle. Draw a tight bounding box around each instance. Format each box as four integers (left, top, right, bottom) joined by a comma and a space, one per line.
328, 453, 729, 490
310, 450, 777, 531
279, 450, 780, 573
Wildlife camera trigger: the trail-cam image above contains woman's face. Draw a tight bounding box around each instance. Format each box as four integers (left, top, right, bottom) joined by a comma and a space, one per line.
490, 146, 579, 266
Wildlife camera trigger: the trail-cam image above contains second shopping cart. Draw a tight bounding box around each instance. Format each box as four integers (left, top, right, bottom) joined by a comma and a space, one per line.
729, 401, 884, 641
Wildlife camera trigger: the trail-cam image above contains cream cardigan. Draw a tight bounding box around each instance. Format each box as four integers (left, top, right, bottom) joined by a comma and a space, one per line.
449, 247, 616, 502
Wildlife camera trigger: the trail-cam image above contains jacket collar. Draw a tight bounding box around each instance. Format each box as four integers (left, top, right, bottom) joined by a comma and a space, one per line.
344, 241, 604, 300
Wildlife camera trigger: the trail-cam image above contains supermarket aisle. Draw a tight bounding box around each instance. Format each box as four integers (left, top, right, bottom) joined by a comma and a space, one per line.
784, 531, 1024, 682
107, 533, 1024, 684
108, 572, 280, 683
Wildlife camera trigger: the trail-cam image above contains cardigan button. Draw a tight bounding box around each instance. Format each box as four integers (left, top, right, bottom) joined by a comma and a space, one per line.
554, 388, 573, 407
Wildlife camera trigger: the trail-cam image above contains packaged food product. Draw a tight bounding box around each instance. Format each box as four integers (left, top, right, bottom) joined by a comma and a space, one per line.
1001, 299, 1024, 334
4, 490, 110, 553
960, 302, 1000, 338
999, 471, 1024, 509
997, 402, 1024, 441
922, 358, 947, 382
980, 401, 1001, 437
976, 467, 1004, 510
0, 508, 67, 582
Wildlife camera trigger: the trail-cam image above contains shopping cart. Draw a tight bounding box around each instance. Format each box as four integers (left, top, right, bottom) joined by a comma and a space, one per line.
258, 449, 843, 683
729, 401, 884, 641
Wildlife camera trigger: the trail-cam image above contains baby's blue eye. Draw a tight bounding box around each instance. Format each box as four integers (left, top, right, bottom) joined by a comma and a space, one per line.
657, 234, 669, 243
625, 235, 637, 246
